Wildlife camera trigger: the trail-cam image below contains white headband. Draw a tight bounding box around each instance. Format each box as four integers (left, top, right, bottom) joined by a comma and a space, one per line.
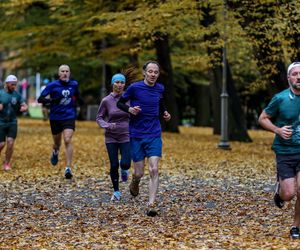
287, 62, 300, 76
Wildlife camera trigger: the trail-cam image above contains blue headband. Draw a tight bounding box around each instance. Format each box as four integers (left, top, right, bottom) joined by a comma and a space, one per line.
111, 74, 125, 84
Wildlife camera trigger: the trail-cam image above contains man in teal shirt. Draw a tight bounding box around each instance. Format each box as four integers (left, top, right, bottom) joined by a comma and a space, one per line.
0, 75, 27, 171
259, 62, 300, 239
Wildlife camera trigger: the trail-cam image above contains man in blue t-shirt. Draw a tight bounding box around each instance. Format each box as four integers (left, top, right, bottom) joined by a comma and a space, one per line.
117, 61, 171, 216
259, 62, 300, 239
0, 75, 28, 171
38, 65, 80, 179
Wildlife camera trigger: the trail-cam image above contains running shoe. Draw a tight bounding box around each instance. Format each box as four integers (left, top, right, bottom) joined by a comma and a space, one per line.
50, 149, 59, 166
146, 203, 158, 217
290, 226, 300, 239
274, 182, 284, 208
129, 176, 140, 197
3, 163, 11, 171
65, 167, 73, 179
111, 191, 121, 201
121, 169, 129, 182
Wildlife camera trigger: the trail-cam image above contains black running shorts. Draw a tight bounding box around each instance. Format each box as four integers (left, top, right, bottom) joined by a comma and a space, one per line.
0, 123, 17, 142
50, 119, 75, 135
276, 153, 300, 180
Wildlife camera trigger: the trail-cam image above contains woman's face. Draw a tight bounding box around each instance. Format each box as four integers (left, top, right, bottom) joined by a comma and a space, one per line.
113, 81, 125, 94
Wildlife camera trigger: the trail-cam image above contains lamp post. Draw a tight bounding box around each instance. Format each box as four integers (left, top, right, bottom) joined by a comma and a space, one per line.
218, 0, 231, 150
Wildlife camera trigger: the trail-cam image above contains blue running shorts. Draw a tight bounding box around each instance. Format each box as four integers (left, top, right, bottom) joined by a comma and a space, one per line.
130, 137, 162, 162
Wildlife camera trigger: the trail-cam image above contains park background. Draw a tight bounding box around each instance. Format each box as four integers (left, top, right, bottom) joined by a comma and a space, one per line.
1, 0, 300, 249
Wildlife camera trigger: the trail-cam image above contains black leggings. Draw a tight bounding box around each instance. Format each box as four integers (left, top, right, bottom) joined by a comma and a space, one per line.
106, 142, 131, 191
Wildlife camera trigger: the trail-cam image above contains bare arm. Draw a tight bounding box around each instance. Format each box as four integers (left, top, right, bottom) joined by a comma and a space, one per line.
258, 110, 292, 140
20, 102, 28, 112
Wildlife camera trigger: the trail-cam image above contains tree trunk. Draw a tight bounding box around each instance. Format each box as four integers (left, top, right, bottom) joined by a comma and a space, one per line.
200, 3, 251, 142
226, 60, 252, 142
154, 33, 179, 133
193, 84, 211, 126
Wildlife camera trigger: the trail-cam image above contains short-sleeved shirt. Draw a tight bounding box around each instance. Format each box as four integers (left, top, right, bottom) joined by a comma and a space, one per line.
40, 79, 79, 120
264, 88, 300, 154
0, 89, 25, 125
96, 93, 130, 143
121, 80, 164, 138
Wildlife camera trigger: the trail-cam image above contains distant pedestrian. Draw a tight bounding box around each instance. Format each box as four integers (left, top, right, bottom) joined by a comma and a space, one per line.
96, 73, 131, 201
117, 61, 171, 216
258, 62, 300, 239
0, 75, 28, 170
38, 65, 81, 179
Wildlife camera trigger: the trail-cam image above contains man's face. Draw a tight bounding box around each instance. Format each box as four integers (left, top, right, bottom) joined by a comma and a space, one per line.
6, 82, 17, 92
58, 65, 70, 82
288, 66, 300, 91
143, 63, 160, 85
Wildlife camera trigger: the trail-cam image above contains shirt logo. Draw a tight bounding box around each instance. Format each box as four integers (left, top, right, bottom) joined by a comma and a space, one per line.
11, 97, 17, 105
60, 89, 71, 105
62, 90, 70, 97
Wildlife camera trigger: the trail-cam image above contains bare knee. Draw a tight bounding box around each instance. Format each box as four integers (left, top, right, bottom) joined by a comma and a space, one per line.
0, 141, 5, 150
149, 166, 158, 178
133, 162, 144, 179
64, 136, 72, 146
6, 139, 14, 149
281, 190, 295, 201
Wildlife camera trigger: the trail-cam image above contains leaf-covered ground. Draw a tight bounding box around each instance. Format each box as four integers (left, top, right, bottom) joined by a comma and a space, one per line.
0, 119, 298, 249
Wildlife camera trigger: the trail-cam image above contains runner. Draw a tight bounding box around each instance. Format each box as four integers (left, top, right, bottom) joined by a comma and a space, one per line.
117, 61, 171, 216
0, 75, 28, 170
38, 64, 80, 179
96, 73, 131, 201
258, 62, 300, 239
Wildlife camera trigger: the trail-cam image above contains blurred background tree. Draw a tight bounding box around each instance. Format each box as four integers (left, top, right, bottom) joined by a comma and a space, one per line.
0, 0, 298, 140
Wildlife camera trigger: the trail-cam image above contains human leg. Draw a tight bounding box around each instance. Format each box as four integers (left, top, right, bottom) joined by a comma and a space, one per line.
120, 142, 131, 182
129, 160, 144, 196
0, 140, 7, 170
63, 128, 74, 167
288, 173, 300, 239
0, 126, 7, 166
278, 177, 295, 201
3, 124, 18, 170
51, 133, 61, 166
0, 141, 5, 154
63, 129, 74, 179
293, 173, 300, 226
106, 143, 120, 192
49, 120, 63, 165
129, 138, 145, 196
148, 156, 160, 205
276, 153, 300, 238
4, 137, 14, 166
143, 137, 162, 216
